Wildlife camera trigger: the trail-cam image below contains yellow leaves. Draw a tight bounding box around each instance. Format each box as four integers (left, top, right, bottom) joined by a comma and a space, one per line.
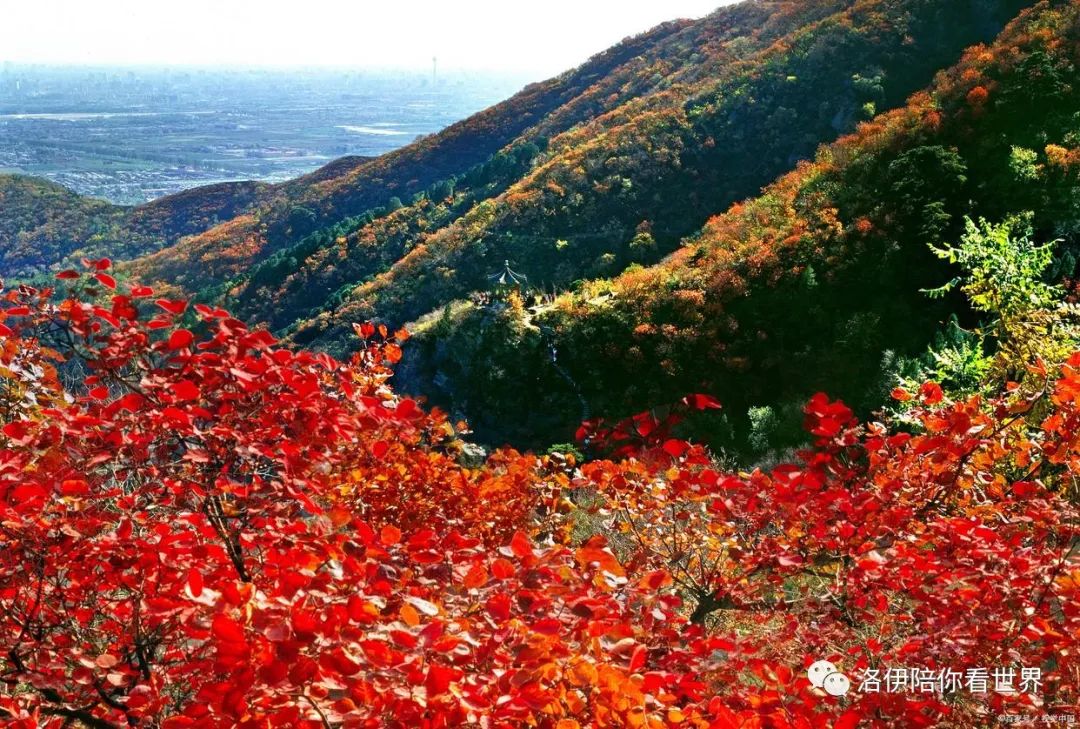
574, 537, 625, 577
567, 659, 599, 687
462, 564, 489, 590
1056, 569, 1080, 594
399, 602, 421, 627
383, 343, 403, 364
1046, 144, 1071, 168
565, 689, 587, 715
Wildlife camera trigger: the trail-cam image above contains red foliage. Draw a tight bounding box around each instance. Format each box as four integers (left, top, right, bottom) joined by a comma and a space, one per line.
575, 393, 721, 458
0, 265, 1077, 727
966, 85, 991, 109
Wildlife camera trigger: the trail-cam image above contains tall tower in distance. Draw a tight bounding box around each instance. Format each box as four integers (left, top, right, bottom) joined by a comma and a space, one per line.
432, 56, 438, 85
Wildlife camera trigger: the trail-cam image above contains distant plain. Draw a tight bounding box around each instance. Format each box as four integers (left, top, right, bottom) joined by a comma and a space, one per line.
0, 66, 530, 204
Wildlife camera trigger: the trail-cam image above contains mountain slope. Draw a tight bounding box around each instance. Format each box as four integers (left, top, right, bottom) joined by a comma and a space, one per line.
0, 174, 273, 278
196, 0, 1031, 345
402, 0, 1080, 452
119, 11, 743, 292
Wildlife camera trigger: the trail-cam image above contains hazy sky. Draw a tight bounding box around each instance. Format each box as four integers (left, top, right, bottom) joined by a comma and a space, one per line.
1, 0, 733, 75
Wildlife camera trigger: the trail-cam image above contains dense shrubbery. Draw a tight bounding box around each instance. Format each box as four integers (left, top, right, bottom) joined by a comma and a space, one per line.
0, 264, 1077, 727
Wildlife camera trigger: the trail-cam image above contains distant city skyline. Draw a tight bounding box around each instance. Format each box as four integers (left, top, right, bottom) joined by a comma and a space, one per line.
1, 0, 733, 76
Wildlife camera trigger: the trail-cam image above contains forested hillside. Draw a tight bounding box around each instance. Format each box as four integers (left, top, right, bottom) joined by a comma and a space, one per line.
118, 8, 758, 292
193, 0, 1030, 339
0, 174, 274, 277
400, 0, 1080, 452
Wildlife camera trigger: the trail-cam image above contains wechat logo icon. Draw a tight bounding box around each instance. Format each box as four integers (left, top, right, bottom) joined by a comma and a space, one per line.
808, 659, 851, 697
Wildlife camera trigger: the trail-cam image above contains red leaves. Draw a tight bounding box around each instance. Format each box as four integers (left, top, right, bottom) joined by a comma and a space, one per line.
662, 438, 689, 459
891, 386, 913, 402
634, 412, 659, 438
390, 629, 418, 649
804, 392, 856, 440
575, 536, 625, 577
835, 711, 862, 729
211, 614, 246, 644
580, 393, 722, 459
486, 593, 512, 621
323, 648, 361, 677
462, 564, 489, 589
639, 570, 672, 591
683, 393, 722, 411
94, 272, 117, 290
967, 84, 990, 108
161, 406, 190, 425
10, 483, 48, 507
187, 570, 204, 598
383, 342, 403, 364
2, 420, 32, 445
168, 329, 195, 350
359, 639, 394, 667
854, 551, 886, 573
919, 381, 944, 405
509, 531, 533, 559
83, 257, 112, 271
395, 398, 420, 419
60, 479, 91, 497
426, 664, 460, 697
1012, 481, 1041, 498
491, 558, 515, 580
1, 269, 1078, 728
290, 607, 319, 639
170, 380, 200, 402
114, 392, 145, 412
95, 654, 119, 669
156, 298, 188, 315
